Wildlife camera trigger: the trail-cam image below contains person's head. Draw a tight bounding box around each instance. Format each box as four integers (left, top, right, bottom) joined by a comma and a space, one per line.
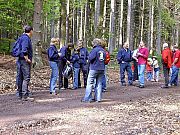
67, 43, 74, 50
123, 42, 129, 49
92, 38, 101, 47
152, 56, 157, 61
173, 44, 179, 51
24, 25, 33, 37
162, 43, 168, 50
100, 39, 107, 49
77, 39, 83, 48
139, 41, 145, 48
50, 38, 59, 46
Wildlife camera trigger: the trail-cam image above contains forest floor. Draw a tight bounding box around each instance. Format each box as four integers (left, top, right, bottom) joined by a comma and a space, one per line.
0, 55, 180, 135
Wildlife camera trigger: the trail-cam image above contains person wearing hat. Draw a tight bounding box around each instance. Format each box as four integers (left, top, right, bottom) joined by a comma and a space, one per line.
169, 45, 180, 87
152, 56, 160, 82
161, 43, 173, 88
81, 38, 106, 102
16, 25, 34, 101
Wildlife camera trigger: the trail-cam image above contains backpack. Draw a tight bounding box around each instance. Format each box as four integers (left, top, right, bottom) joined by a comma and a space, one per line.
62, 64, 73, 79
105, 50, 110, 65
11, 36, 22, 57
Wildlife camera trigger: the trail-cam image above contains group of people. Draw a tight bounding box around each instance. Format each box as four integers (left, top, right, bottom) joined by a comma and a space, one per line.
116, 41, 180, 89
14, 25, 180, 102
47, 38, 110, 102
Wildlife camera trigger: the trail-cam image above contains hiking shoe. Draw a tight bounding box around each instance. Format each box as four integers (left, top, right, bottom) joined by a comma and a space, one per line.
161, 85, 169, 88
139, 85, 145, 88
22, 97, 35, 101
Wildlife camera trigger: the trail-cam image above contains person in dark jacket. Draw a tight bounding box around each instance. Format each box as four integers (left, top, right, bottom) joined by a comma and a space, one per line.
76, 40, 89, 88
71, 48, 81, 90
81, 38, 106, 102
17, 25, 34, 101
47, 38, 60, 95
58, 43, 74, 90
117, 42, 133, 86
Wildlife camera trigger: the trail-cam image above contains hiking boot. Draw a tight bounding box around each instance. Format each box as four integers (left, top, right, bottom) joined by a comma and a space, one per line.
22, 97, 34, 101
161, 85, 169, 88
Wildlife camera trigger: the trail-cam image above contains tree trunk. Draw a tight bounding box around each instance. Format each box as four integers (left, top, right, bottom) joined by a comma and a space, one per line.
118, 0, 124, 48
84, 2, 88, 47
32, 0, 43, 68
140, 0, 144, 41
94, 0, 100, 32
129, 0, 134, 50
79, 4, 84, 40
150, 0, 154, 53
126, 0, 132, 44
156, 0, 161, 54
108, 0, 115, 53
65, 0, 70, 44
102, 0, 107, 38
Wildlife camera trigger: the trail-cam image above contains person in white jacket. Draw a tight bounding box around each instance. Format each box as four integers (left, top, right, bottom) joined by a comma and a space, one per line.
152, 56, 160, 82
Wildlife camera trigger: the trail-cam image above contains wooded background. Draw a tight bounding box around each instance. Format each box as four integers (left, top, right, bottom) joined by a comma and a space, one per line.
0, 0, 179, 66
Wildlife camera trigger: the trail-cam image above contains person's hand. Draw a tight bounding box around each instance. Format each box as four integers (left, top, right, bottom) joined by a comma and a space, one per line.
24, 56, 31, 64
137, 52, 143, 56
67, 60, 70, 65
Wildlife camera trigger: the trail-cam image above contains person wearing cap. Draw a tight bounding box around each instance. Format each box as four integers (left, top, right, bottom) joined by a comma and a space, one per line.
169, 45, 180, 87
137, 41, 149, 88
47, 38, 60, 95
76, 40, 89, 88
58, 43, 74, 90
152, 56, 160, 82
81, 38, 106, 102
161, 43, 173, 88
17, 25, 34, 101
116, 42, 133, 86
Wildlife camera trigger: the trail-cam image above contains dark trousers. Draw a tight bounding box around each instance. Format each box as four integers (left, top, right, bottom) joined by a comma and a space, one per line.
133, 60, 138, 81
163, 64, 170, 86
17, 59, 31, 98
58, 60, 68, 89
78, 64, 88, 88
120, 63, 133, 84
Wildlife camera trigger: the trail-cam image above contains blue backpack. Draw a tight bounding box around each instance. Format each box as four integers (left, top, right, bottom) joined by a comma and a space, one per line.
11, 36, 22, 57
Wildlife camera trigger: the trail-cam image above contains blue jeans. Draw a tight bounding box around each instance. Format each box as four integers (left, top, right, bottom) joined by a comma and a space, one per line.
73, 67, 80, 89
138, 64, 146, 86
49, 61, 59, 93
147, 72, 152, 81
102, 65, 107, 90
170, 66, 179, 86
83, 70, 104, 102
18, 59, 31, 98
120, 63, 133, 85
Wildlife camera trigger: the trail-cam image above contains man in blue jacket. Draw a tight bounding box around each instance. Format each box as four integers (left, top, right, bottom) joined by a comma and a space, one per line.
82, 38, 106, 102
117, 42, 133, 86
76, 40, 89, 88
17, 25, 34, 101
58, 43, 73, 90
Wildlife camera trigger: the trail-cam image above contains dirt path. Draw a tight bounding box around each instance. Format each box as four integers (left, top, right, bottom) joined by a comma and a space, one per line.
0, 81, 180, 135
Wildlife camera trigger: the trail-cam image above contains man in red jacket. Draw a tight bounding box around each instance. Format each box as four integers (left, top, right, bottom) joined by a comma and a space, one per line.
169, 45, 180, 87
161, 43, 173, 88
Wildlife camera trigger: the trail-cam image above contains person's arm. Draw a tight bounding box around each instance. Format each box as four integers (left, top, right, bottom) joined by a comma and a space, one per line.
21, 37, 31, 63
172, 51, 180, 65
88, 49, 96, 62
48, 47, 59, 59
116, 50, 122, 63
